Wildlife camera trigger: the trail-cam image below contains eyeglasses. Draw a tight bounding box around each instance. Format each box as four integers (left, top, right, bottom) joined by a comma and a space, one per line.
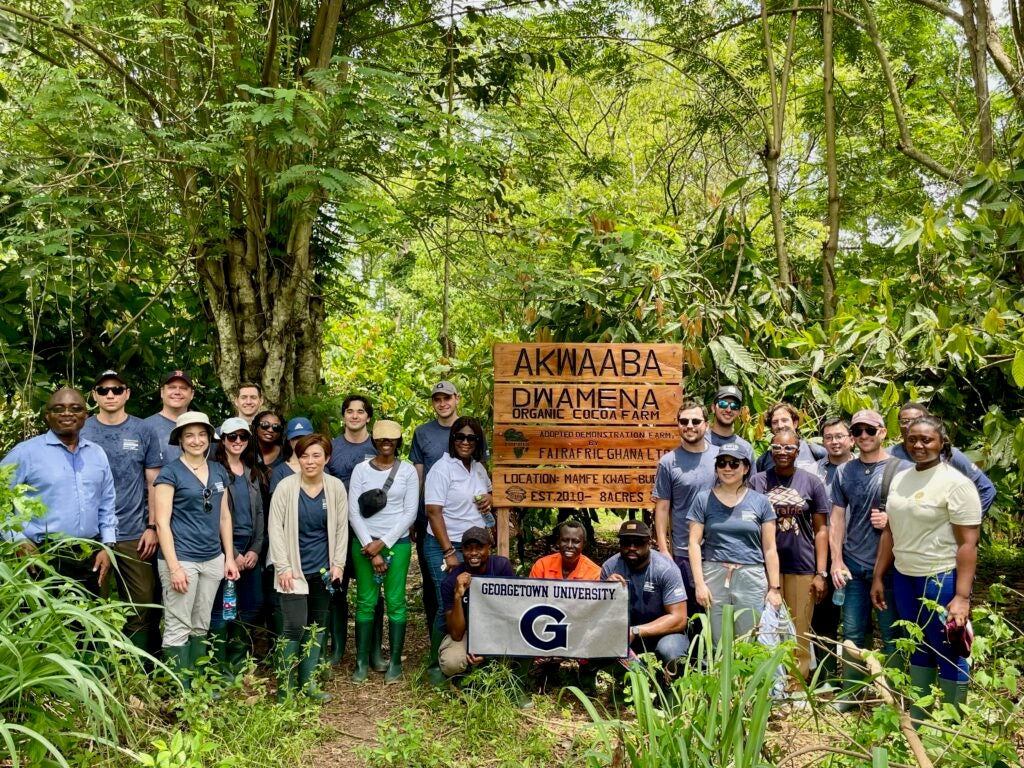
715, 457, 743, 469
202, 487, 213, 513
850, 425, 879, 437
258, 421, 283, 433
224, 432, 249, 443
375, 437, 398, 444
677, 418, 704, 426
770, 444, 798, 454
95, 386, 127, 396
823, 433, 850, 442
716, 400, 741, 411
453, 433, 478, 443
48, 404, 86, 414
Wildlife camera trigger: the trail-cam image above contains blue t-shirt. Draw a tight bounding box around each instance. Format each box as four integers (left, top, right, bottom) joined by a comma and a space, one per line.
687, 489, 776, 565
155, 460, 230, 562
652, 446, 719, 557
80, 415, 164, 541
143, 412, 178, 463
749, 469, 829, 574
326, 435, 375, 490
228, 470, 254, 553
297, 488, 329, 575
600, 550, 688, 625
831, 456, 911, 569
269, 462, 296, 494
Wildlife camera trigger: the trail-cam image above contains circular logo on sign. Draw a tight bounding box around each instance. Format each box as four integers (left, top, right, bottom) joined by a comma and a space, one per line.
505, 486, 527, 503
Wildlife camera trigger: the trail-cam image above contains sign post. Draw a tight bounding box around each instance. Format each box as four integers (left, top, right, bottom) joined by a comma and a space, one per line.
491, 343, 682, 556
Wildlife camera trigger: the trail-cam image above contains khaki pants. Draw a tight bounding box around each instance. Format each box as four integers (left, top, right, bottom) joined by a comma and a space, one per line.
439, 634, 469, 677
158, 555, 224, 647
782, 573, 815, 680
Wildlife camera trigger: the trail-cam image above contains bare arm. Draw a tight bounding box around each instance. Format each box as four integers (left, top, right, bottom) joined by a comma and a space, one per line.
634, 599, 687, 639
689, 522, 711, 608
155, 484, 189, 593
761, 520, 782, 608
654, 498, 672, 557
947, 524, 980, 626
829, 503, 848, 587
447, 572, 471, 641
220, 495, 239, 580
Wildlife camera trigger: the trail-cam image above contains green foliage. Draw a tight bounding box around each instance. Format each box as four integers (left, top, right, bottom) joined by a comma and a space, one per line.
572, 606, 783, 767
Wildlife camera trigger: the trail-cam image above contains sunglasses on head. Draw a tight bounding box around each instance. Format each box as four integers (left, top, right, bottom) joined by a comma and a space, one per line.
770, 444, 798, 454
850, 425, 879, 437
202, 486, 213, 513
453, 433, 478, 443
716, 400, 741, 411
258, 421, 283, 433
95, 385, 127, 396
715, 457, 743, 470
678, 417, 704, 426
224, 432, 249, 443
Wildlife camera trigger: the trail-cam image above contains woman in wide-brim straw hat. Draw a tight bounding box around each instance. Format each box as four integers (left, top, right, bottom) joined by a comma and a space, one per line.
154, 412, 240, 690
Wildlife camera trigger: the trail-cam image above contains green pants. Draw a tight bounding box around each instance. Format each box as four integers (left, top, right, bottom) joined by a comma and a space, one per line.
350, 538, 411, 623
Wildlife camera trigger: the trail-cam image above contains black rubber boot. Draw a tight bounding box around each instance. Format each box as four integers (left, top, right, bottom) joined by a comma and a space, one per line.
276, 639, 301, 703
425, 629, 445, 688
352, 621, 373, 683
298, 629, 331, 703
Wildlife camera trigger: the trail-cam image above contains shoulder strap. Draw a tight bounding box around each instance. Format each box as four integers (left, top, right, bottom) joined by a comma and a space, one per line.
381, 459, 401, 493
878, 458, 901, 511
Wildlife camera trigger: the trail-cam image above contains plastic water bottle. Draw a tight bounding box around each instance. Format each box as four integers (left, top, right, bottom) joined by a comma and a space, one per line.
373, 553, 393, 585
477, 494, 496, 528
222, 580, 237, 621
320, 567, 336, 595
832, 570, 851, 607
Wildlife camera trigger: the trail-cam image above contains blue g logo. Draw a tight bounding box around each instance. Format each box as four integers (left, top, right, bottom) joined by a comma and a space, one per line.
520, 605, 569, 651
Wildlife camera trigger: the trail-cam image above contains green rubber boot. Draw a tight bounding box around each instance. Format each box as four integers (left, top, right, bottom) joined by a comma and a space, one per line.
328, 597, 347, 666
384, 621, 407, 684
352, 621, 373, 683
163, 645, 192, 692
937, 677, 968, 718
276, 639, 301, 703
831, 652, 863, 713
299, 630, 331, 703
127, 629, 149, 653
370, 603, 388, 672
225, 622, 250, 673
908, 664, 937, 727
208, 625, 232, 681
425, 629, 446, 688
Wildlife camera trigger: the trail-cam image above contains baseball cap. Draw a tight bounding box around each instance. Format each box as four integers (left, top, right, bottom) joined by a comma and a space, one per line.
618, 520, 651, 540
461, 526, 492, 546
162, 370, 194, 387
716, 443, 751, 461
372, 420, 403, 440
850, 409, 885, 428
93, 369, 128, 388
286, 417, 314, 440
714, 385, 743, 404
220, 417, 251, 436
432, 380, 458, 396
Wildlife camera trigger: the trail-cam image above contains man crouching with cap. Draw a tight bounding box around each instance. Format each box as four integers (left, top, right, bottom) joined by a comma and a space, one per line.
438, 526, 534, 707
600, 520, 689, 679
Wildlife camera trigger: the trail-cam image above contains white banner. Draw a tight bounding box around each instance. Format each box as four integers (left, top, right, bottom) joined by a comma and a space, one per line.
467, 577, 628, 658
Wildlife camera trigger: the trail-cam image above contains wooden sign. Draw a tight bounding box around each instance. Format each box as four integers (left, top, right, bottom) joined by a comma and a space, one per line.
491, 342, 682, 518
491, 425, 678, 466
493, 383, 681, 425
492, 467, 657, 508
494, 343, 682, 383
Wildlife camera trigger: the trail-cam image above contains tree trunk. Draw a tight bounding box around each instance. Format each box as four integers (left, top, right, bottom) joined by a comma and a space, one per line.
822, 0, 840, 322
960, 0, 995, 164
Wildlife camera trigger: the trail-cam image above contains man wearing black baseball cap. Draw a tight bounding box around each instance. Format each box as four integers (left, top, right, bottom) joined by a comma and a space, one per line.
708, 385, 753, 459
601, 520, 689, 676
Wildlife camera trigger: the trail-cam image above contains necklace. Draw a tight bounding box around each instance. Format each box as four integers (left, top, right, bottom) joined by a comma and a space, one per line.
185, 459, 206, 472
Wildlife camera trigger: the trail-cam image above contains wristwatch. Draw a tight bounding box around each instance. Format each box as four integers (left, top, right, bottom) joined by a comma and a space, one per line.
816, 571, 828, 579
630, 625, 641, 639
146, 524, 158, 532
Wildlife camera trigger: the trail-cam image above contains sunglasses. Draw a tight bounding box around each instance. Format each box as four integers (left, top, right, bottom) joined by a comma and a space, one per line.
770, 444, 798, 454
258, 421, 283, 433
48, 404, 86, 414
224, 432, 249, 443
823, 433, 850, 441
202, 487, 213, 513
677, 417, 704, 426
850, 425, 879, 437
715, 457, 743, 470
95, 385, 127, 396
453, 433, 478, 443
716, 400, 741, 411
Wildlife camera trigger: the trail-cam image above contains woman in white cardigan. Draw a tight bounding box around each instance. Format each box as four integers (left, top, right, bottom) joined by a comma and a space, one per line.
268, 433, 348, 702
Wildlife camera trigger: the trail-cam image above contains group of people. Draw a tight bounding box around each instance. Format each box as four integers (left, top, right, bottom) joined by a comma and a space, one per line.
1, 374, 991, 719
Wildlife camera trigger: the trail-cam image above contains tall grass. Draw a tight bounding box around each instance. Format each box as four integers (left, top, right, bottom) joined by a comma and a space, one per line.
1, 469, 152, 766
572, 605, 787, 768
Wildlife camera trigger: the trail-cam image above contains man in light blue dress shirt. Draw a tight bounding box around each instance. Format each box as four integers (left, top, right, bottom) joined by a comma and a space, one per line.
2, 387, 117, 593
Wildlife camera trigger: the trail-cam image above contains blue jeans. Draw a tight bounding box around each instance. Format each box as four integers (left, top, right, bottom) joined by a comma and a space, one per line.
893, 569, 968, 682
424, 535, 464, 634
843, 559, 900, 656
